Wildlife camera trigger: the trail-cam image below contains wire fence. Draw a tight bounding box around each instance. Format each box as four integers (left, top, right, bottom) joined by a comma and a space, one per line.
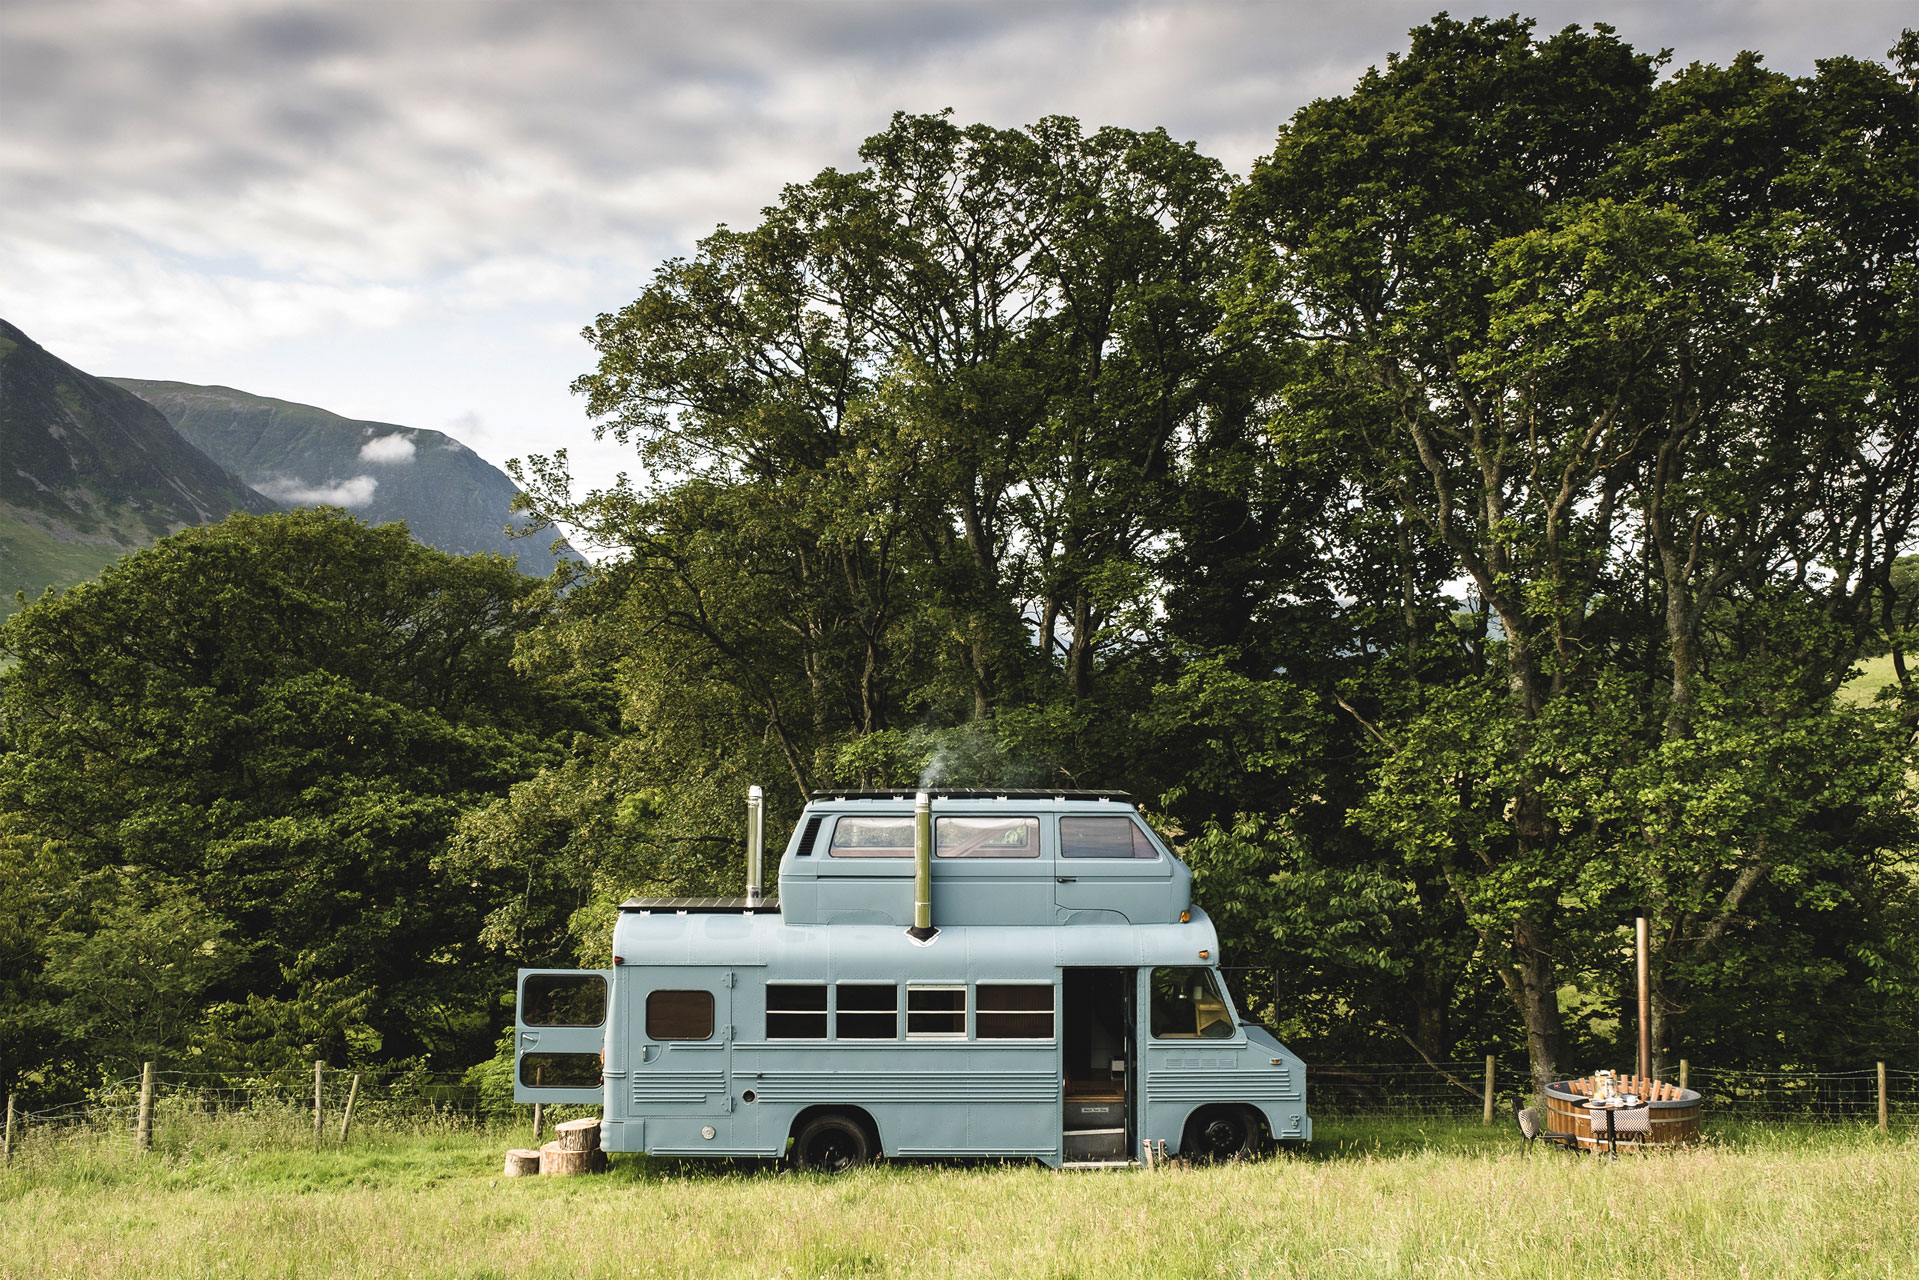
5, 1056, 1910, 1162
4, 1065, 494, 1156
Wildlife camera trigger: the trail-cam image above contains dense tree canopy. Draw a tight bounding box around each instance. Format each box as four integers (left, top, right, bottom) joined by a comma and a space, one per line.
0, 510, 596, 1090
2, 19, 1911, 1103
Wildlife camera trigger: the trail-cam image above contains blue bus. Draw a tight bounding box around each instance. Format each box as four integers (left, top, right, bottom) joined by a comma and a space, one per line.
514, 789, 1310, 1170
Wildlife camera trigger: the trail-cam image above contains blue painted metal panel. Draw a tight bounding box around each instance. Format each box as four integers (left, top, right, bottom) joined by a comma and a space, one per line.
540, 795, 1310, 1162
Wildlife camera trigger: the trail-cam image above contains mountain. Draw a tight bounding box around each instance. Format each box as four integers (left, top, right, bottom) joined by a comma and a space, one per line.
0, 319, 277, 612
110, 380, 579, 575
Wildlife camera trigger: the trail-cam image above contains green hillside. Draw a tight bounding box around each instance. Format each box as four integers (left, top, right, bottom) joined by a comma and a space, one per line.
112, 379, 580, 574
0, 320, 276, 615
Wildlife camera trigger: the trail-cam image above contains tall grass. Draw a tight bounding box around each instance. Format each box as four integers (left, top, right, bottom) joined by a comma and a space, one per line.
1, 1109, 1911, 1279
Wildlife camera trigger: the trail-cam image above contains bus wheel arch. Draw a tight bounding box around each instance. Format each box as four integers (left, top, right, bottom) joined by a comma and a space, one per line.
1180, 1104, 1266, 1162
788, 1106, 881, 1172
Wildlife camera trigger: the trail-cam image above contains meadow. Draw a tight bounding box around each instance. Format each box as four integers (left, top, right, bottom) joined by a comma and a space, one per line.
1, 1109, 1911, 1280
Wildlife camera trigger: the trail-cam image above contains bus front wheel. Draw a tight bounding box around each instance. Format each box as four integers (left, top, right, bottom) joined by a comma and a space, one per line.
791, 1114, 873, 1173
1183, 1106, 1262, 1162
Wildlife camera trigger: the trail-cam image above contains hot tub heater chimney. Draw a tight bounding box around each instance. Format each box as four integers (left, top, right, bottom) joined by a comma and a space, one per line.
907, 790, 938, 943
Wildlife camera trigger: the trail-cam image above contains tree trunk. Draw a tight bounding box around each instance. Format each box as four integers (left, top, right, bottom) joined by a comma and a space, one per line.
1413, 967, 1452, 1065
1514, 915, 1567, 1091
537, 1141, 606, 1175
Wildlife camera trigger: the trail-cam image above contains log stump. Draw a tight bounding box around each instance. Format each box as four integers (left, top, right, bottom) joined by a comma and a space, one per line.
555, 1117, 601, 1154
538, 1139, 606, 1176
503, 1149, 541, 1177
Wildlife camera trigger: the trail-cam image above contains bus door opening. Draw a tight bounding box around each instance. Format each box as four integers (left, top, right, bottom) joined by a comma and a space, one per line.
1061, 968, 1134, 1162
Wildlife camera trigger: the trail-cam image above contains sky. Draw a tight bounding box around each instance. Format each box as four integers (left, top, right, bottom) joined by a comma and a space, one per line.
3, 0, 1909, 502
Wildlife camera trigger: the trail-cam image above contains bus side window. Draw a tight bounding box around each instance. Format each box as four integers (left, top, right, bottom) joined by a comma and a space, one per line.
977, 983, 1053, 1039
1149, 967, 1235, 1040
767, 984, 827, 1038
836, 983, 897, 1039
522, 974, 607, 1027
906, 985, 966, 1038
829, 816, 914, 857
936, 816, 1039, 857
647, 989, 715, 1041
1060, 816, 1159, 859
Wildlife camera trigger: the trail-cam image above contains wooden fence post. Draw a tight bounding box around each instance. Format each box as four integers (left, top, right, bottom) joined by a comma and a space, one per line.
531, 1064, 544, 1142
1482, 1055, 1496, 1125
4, 1092, 14, 1164
313, 1060, 324, 1145
136, 1062, 154, 1154
338, 1074, 361, 1144
1877, 1061, 1887, 1132
1678, 1059, 1689, 1092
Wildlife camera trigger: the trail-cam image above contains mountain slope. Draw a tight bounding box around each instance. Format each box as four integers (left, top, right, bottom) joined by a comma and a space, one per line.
0, 319, 277, 610
111, 380, 578, 575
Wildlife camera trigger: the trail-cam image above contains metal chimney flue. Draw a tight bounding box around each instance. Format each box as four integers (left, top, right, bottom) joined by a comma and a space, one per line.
746, 785, 766, 903
907, 790, 938, 943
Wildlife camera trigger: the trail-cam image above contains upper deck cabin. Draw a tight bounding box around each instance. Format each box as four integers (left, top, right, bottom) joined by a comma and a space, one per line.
770, 790, 1191, 929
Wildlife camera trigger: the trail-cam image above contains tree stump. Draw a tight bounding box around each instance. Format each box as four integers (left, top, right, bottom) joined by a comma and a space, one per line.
503, 1149, 541, 1177
538, 1139, 606, 1176
555, 1117, 601, 1154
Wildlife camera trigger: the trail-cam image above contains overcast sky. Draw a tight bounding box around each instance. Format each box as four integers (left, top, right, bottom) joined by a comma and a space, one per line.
3, 0, 1908, 499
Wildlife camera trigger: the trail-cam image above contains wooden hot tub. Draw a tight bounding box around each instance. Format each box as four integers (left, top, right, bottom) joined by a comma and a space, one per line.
1546, 1075, 1702, 1150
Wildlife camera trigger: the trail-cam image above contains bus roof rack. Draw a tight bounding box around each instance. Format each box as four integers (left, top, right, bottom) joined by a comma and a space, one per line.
619, 896, 783, 914
811, 789, 1132, 801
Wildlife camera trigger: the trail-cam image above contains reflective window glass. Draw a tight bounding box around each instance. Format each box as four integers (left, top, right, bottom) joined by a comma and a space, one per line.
767, 984, 827, 1039
906, 985, 966, 1038
519, 1052, 601, 1089
835, 983, 897, 1039
936, 816, 1039, 858
977, 983, 1054, 1039
828, 816, 914, 857
521, 973, 607, 1027
646, 989, 715, 1041
1060, 817, 1160, 859
1149, 967, 1236, 1039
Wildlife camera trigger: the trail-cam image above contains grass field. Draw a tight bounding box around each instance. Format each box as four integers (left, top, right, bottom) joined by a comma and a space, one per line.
1, 1112, 1912, 1279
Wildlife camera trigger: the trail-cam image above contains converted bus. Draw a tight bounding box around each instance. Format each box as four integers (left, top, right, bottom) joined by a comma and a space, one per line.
514, 790, 1311, 1170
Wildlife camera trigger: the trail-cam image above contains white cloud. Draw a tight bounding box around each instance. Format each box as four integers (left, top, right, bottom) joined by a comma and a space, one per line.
358, 433, 416, 463
257, 474, 378, 507
2, 0, 1907, 500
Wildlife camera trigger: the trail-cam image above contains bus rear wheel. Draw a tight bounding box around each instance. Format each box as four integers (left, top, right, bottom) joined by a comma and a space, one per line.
1184, 1106, 1262, 1162
791, 1114, 873, 1173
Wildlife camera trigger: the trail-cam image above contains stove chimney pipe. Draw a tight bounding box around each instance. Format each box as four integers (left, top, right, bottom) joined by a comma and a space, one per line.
907, 791, 938, 943
746, 785, 765, 903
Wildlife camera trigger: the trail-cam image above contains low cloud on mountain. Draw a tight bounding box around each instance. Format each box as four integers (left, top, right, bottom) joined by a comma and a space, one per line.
257, 473, 378, 508
359, 433, 416, 464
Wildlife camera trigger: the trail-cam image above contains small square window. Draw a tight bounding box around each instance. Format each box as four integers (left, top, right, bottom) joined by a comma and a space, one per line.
906, 985, 966, 1038
646, 989, 715, 1041
835, 983, 897, 1039
977, 983, 1054, 1039
767, 984, 827, 1039
521, 973, 607, 1027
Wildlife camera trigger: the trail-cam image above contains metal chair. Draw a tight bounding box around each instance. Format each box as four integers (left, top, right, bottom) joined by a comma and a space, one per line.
1512, 1096, 1578, 1153
1587, 1103, 1652, 1159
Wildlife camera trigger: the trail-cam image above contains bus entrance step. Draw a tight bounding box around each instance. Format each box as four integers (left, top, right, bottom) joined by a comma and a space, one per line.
1061, 1160, 1138, 1170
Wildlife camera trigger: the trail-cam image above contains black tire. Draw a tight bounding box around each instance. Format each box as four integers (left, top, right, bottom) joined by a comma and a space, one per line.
1184, 1107, 1262, 1162
791, 1114, 873, 1173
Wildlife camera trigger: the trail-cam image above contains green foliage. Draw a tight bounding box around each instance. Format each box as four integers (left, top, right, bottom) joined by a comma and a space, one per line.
4, 22, 1914, 1097
0, 510, 589, 1090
